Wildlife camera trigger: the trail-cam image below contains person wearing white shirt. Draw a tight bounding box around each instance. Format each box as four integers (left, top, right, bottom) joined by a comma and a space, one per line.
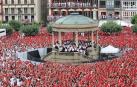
17, 78, 22, 86
10, 77, 17, 86
65, 48, 68, 52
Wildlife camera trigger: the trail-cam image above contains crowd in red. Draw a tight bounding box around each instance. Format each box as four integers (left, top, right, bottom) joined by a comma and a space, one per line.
99, 27, 137, 48
0, 27, 137, 86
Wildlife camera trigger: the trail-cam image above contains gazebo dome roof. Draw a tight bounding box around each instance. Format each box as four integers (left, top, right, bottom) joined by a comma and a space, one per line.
52, 13, 98, 32
55, 13, 97, 25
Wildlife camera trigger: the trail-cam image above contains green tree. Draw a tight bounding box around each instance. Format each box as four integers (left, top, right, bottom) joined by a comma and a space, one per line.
47, 24, 53, 33
0, 25, 13, 35
131, 15, 137, 24
101, 21, 122, 34
132, 24, 137, 33
20, 24, 39, 36
0, 21, 2, 26
32, 21, 40, 26
8, 20, 22, 31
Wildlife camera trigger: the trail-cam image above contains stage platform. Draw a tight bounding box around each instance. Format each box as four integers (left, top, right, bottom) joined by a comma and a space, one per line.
43, 51, 99, 64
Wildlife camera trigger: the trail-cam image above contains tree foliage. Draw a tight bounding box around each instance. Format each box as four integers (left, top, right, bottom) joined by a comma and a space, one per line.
47, 24, 53, 33
8, 20, 22, 31
132, 24, 137, 33
131, 15, 137, 24
101, 21, 122, 34
20, 24, 39, 36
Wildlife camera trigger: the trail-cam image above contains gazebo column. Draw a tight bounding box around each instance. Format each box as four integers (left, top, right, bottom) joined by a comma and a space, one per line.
96, 31, 98, 44
96, 30, 99, 48
58, 31, 62, 46
92, 31, 94, 49
75, 32, 78, 47
52, 31, 54, 47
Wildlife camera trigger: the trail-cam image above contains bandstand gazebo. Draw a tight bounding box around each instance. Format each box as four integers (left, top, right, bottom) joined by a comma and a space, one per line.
45, 13, 99, 63
52, 13, 98, 50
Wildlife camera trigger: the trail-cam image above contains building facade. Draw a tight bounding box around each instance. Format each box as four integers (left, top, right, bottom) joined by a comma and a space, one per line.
121, 0, 137, 21
98, 0, 121, 20
2, 0, 42, 23
47, 0, 98, 22
0, 0, 3, 21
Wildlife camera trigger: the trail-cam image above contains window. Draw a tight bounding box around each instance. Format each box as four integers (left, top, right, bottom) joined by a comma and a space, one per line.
25, 16, 28, 19
18, 0, 21, 4
24, 8, 28, 13
31, 15, 34, 22
100, 1, 106, 8
31, 0, 34, 4
115, 0, 120, 8
11, 0, 14, 4
5, 0, 8, 4
12, 16, 15, 20
18, 16, 21, 21
18, 8, 22, 14
5, 8, 8, 14
131, 1, 136, 7
11, 8, 15, 14
31, 8, 34, 14
5, 16, 9, 22
24, 0, 27, 4
106, 0, 114, 8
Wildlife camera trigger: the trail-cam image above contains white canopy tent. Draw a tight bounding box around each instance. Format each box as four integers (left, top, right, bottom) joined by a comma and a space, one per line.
115, 20, 133, 27
98, 20, 133, 27
101, 45, 120, 54
0, 29, 6, 37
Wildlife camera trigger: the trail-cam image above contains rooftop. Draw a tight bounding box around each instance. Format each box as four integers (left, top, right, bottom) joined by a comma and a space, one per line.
55, 13, 98, 25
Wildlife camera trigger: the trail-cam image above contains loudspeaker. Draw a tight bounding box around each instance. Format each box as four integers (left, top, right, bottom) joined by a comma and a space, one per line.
27, 50, 41, 62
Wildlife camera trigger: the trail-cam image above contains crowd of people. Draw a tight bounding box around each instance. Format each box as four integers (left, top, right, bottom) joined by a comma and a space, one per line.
0, 51, 137, 86
0, 27, 137, 86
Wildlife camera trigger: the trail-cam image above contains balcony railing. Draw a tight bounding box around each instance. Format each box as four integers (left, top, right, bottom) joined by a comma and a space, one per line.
99, 15, 121, 20
99, 5, 106, 8
3, 3, 35, 5
114, 5, 121, 8
48, 3, 94, 8
99, 5, 121, 8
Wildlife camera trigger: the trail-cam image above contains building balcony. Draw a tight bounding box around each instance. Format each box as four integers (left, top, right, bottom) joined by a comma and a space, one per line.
99, 5, 120, 9
114, 5, 121, 8
99, 15, 121, 20
99, 5, 106, 8
48, 3, 94, 8
3, 13, 35, 15
3, 3, 35, 6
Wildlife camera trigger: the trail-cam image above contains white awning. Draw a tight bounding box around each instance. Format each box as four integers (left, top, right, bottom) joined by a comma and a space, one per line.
84, 9, 90, 11
115, 20, 133, 27
76, 9, 82, 11
53, 9, 59, 11
61, 9, 67, 11
68, 9, 75, 11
